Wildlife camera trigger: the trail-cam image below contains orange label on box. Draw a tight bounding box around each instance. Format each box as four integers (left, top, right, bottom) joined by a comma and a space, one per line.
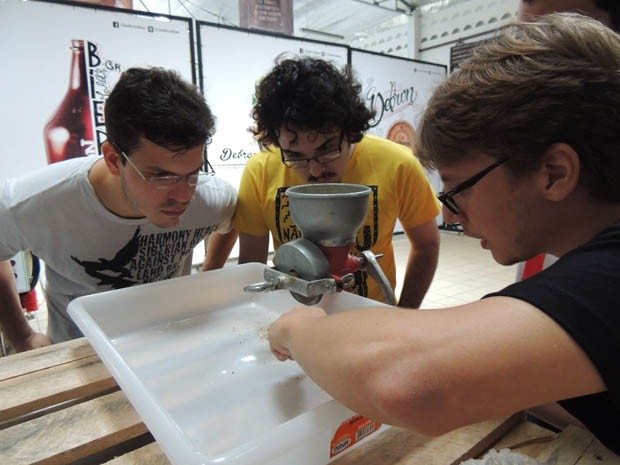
330, 415, 381, 458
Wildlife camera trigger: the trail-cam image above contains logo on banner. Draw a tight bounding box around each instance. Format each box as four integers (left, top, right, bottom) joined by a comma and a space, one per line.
219, 148, 254, 164
87, 41, 123, 153
366, 79, 418, 128
43, 39, 122, 164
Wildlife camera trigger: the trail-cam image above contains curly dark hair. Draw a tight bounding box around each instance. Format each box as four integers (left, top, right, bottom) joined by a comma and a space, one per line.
251, 56, 375, 147
105, 67, 215, 157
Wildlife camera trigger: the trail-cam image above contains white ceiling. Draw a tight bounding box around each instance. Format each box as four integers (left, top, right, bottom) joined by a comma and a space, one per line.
134, 0, 464, 44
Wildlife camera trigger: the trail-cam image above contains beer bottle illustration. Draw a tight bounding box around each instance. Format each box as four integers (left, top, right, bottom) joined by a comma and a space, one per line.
43, 40, 95, 164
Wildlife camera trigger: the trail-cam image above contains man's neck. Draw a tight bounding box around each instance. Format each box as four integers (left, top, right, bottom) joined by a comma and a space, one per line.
548, 198, 620, 257
88, 158, 143, 219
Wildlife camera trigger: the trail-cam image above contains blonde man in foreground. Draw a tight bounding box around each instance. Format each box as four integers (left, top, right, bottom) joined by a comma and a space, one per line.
268, 14, 620, 455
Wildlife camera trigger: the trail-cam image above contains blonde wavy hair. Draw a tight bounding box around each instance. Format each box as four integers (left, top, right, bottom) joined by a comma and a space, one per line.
416, 13, 620, 201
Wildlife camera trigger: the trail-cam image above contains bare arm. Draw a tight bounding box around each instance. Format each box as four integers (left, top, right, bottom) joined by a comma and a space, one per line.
268, 296, 604, 436
201, 229, 239, 271
0, 260, 51, 351
398, 220, 440, 308
237, 232, 270, 264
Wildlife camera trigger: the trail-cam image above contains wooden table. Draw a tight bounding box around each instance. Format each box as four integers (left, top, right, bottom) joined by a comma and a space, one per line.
1, 337, 619, 465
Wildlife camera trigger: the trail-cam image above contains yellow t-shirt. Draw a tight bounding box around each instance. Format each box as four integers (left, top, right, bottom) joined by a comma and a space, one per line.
235, 134, 440, 302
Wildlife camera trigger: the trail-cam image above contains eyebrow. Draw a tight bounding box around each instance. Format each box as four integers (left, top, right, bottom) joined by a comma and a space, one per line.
440, 170, 463, 184
282, 136, 340, 157
144, 162, 204, 177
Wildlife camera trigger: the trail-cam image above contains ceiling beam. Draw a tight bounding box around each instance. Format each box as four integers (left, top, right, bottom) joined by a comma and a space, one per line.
299, 27, 345, 40
352, 0, 417, 14
352, 0, 400, 13
398, 0, 418, 13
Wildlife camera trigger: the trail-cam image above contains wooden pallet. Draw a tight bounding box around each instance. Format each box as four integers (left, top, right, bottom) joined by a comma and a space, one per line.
1, 338, 618, 465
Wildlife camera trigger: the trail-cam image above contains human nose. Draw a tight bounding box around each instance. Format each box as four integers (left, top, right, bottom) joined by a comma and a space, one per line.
167, 178, 195, 202
307, 158, 325, 177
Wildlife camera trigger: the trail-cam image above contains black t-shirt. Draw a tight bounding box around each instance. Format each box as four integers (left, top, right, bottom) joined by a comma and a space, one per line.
486, 222, 620, 454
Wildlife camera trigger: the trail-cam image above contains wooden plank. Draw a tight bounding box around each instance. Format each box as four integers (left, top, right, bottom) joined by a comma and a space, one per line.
534, 425, 594, 465
0, 338, 94, 381
0, 354, 116, 423
332, 414, 523, 465
0, 390, 147, 465
100, 416, 524, 465
103, 443, 172, 465
574, 439, 620, 465
493, 420, 557, 457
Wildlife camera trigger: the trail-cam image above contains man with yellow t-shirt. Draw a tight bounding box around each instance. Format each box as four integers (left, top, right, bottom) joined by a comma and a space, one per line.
233, 57, 440, 308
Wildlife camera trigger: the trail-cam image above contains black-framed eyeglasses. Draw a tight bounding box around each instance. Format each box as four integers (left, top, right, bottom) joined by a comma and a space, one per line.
438, 157, 509, 215
113, 143, 213, 191
279, 133, 344, 169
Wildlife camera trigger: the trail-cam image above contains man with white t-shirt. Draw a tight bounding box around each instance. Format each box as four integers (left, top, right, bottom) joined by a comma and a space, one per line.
0, 67, 237, 351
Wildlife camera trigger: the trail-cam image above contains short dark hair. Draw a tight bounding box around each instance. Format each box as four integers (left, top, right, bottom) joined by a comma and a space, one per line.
104, 67, 215, 156
251, 57, 375, 146
416, 13, 620, 201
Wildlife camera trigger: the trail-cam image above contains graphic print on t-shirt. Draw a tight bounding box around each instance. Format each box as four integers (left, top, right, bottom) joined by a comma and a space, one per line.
71, 224, 220, 289
273, 185, 379, 297
71, 226, 141, 288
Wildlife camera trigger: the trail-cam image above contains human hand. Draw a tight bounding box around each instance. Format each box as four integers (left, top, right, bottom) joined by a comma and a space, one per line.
17, 331, 53, 352
268, 306, 327, 361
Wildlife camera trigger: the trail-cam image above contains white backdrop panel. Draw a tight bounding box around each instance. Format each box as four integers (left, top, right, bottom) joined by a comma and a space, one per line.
350, 50, 447, 227
0, 0, 193, 180
350, 50, 446, 147
198, 24, 349, 190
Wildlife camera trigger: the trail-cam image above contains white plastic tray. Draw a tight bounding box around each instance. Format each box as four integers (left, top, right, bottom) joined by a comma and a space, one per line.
68, 263, 389, 465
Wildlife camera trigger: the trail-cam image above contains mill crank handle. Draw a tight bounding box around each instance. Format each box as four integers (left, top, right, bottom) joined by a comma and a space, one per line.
360, 250, 396, 306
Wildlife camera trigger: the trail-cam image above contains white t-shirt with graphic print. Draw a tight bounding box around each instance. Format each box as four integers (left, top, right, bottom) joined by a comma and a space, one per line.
0, 156, 236, 342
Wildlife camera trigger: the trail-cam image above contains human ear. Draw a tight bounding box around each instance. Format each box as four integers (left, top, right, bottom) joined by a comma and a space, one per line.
101, 141, 122, 176
540, 143, 580, 201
